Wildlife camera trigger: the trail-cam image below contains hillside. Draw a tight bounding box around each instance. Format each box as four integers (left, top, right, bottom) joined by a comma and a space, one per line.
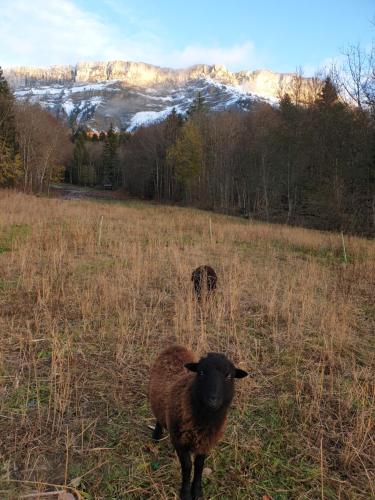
4, 61, 317, 131
0, 190, 374, 498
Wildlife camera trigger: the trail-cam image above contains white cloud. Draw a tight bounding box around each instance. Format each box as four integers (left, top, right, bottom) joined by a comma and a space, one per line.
302, 55, 345, 77
1, 0, 112, 66
165, 42, 258, 71
0, 0, 258, 72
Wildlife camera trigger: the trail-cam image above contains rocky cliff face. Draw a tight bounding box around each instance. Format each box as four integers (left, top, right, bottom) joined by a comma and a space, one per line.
5, 65, 74, 86
4, 61, 317, 131
5, 61, 315, 98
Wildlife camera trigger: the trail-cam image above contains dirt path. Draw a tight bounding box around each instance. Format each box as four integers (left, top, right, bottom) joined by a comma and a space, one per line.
49, 183, 128, 201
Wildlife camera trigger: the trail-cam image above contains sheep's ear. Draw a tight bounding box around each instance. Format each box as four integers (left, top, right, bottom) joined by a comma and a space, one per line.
234, 368, 248, 378
185, 363, 198, 372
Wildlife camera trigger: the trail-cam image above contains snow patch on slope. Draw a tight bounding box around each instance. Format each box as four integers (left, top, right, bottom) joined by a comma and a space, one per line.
62, 99, 75, 116
12, 73, 279, 132
135, 92, 174, 102
69, 80, 119, 93
204, 77, 278, 107
14, 80, 119, 99
127, 106, 184, 132
14, 86, 65, 97
62, 96, 103, 119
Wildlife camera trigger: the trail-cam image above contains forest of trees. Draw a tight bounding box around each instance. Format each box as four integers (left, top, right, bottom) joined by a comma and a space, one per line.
0, 68, 72, 193
67, 73, 375, 235
1, 44, 375, 235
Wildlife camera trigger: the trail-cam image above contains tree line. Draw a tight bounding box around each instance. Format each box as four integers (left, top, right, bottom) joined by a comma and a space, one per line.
121, 78, 375, 235
71, 73, 374, 235
0, 68, 72, 193
1, 48, 375, 235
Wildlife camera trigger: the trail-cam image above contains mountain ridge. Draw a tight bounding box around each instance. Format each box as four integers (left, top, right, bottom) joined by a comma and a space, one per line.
4, 61, 318, 131
4, 61, 315, 98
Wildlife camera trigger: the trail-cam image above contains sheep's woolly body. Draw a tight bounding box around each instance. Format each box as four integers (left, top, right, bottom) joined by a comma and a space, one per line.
149, 345, 195, 430
149, 345, 227, 455
191, 265, 217, 296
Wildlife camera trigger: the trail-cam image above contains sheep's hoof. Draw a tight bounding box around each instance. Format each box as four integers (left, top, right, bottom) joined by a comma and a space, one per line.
180, 489, 192, 500
152, 422, 163, 441
191, 487, 204, 500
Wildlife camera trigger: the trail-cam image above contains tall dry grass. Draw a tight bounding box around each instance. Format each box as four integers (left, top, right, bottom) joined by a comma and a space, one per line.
0, 189, 374, 499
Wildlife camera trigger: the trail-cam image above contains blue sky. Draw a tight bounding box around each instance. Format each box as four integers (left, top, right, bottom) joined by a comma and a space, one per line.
1, 0, 374, 74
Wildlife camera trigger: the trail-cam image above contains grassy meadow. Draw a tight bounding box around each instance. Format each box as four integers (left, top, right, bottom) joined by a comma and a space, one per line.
0, 189, 374, 499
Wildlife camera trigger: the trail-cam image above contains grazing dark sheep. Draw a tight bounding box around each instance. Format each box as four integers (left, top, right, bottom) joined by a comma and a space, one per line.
191, 265, 217, 300
149, 345, 248, 500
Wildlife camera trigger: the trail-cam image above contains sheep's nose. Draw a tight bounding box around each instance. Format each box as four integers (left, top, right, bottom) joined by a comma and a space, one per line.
207, 396, 221, 409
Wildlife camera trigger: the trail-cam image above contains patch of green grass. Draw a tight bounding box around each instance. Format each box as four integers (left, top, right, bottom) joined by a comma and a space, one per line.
91, 198, 150, 208
220, 401, 323, 499
100, 420, 124, 448
5, 382, 50, 413
363, 304, 375, 319
233, 240, 255, 252
37, 348, 52, 361
180, 234, 196, 245
74, 444, 177, 499
0, 278, 16, 294
74, 257, 115, 276
271, 239, 357, 265
69, 413, 167, 499
0, 224, 30, 253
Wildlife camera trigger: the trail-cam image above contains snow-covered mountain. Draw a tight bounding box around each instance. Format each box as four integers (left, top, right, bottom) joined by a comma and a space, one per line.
5, 61, 315, 131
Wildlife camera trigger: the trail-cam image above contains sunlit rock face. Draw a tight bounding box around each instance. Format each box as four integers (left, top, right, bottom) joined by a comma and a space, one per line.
237, 69, 317, 101
5, 65, 74, 86
66, 61, 237, 86
4, 61, 316, 131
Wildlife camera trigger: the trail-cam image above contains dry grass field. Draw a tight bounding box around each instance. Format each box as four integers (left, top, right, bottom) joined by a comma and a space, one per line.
0, 189, 374, 499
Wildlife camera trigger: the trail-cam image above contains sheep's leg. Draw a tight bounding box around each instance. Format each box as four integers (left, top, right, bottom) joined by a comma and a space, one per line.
191, 454, 206, 499
176, 446, 192, 500
152, 422, 163, 441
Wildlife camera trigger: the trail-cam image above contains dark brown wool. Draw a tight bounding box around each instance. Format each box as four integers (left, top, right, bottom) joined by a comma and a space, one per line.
149, 345, 226, 455
149, 345, 248, 500
191, 265, 217, 300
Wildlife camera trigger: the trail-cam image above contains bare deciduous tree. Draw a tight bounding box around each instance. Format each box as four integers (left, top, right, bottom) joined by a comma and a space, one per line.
15, 102, 72, 192
341, 43, 375, 110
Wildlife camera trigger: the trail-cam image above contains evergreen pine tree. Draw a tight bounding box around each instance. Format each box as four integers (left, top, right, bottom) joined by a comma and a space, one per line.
279, 93, 294, 117
187, 92, 207, 118
0, 67, 17, 149
102, 124, 119, 186
317, 77, 339, 107
165, 108, 183, 142
0, 66, 19, 187
71, 130, 89, 184
166, 121, 203, 185
0, 67, 10, 93
0, 145, 22, 187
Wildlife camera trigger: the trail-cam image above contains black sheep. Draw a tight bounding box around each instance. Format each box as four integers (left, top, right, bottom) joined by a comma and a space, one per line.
191, 265, 217, 300
149, 345, 248, 500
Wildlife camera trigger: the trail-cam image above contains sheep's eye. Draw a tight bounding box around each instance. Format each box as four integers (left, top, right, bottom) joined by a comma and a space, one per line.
226, 373, 232, 380
199, 370, 205, 377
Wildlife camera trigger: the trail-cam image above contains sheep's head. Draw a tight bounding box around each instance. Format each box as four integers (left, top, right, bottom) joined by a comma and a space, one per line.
185, 353, 248, 412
